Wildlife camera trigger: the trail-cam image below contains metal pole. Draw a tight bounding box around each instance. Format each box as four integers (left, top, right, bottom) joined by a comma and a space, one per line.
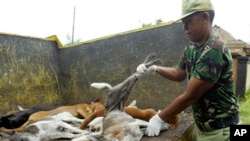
249, 24, 250, 43
72, 5, 76, 43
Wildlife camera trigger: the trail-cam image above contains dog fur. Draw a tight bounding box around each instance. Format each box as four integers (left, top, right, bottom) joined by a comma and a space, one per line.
79, 100, 159, 129
6, 102, 95, 132
79, 100, 105, 130
0, 100, 179, 134
10, 112, 90, 141
0, 105, 56, 131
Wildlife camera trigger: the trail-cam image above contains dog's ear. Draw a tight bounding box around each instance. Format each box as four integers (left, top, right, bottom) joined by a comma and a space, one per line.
17, 105, 25, 111
25, 125, 40, 134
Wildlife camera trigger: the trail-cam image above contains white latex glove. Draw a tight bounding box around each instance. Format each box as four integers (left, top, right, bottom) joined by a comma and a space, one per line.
146, 114, 169, 137
136, 64, 157, 74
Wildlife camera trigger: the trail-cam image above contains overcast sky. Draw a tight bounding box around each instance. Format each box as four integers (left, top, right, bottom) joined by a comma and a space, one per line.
0, 0, 249, 44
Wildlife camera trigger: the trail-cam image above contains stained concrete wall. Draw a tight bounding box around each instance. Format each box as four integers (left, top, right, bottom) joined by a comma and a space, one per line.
59, 22, 188, 109
0, 34, 61, 113
0, 22, 188, 113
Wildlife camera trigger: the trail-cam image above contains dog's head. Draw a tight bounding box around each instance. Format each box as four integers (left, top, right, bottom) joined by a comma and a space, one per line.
106, 73, 139, 112
91, 53, 162, 113
91, 73, 139, 112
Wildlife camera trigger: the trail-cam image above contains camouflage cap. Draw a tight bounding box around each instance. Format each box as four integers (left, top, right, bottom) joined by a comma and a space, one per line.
176, 0, 214, 22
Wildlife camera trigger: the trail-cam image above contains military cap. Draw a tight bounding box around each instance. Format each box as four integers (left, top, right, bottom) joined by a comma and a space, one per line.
176, 0, 214, 22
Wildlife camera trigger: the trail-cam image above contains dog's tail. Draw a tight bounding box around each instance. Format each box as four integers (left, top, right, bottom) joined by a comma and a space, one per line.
91, 83, 112, 90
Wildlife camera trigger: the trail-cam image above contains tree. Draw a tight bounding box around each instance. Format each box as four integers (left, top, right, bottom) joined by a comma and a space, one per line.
155, 19, 163, 24
64, 33, 81, 46
141, 18, 163, 28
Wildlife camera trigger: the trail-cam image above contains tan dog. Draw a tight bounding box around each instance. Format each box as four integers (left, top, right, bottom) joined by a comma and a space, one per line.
9, 102, 94, 132
79, 100, 105, 129
125, 107, 181, 129
79, 101, 181, 130
79, 101, 157, 130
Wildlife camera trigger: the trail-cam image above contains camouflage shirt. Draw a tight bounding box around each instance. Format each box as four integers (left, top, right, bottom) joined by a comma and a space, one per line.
178, 34, 239, 123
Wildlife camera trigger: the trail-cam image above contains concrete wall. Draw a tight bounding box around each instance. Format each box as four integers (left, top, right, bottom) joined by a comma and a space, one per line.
0, 23, 188, 113
1, 21, 249, 114
0, 34, 61, 113
59, 22, 188, 109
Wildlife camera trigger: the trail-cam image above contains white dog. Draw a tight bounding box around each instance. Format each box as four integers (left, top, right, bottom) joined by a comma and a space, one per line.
10, 112, 90, 141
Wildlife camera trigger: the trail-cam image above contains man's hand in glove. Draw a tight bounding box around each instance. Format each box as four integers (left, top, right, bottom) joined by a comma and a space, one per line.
136, 64, 157, 74
146, 114, 169, 137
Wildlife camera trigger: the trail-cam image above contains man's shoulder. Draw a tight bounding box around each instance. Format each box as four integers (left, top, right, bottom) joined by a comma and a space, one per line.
207, 35, 229, 53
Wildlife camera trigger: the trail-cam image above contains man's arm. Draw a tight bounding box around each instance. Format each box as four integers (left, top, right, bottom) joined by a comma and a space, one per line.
159, 77, 214, 121
156, 66, 187, 82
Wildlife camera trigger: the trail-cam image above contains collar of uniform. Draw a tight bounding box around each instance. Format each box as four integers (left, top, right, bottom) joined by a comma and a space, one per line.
192, 32, 218, 48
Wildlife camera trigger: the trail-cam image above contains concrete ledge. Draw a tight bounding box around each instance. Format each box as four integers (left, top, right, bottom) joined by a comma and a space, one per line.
142, 112, 193, 141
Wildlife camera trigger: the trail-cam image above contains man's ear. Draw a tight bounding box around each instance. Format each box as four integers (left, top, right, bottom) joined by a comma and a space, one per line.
201, 12, 210, 23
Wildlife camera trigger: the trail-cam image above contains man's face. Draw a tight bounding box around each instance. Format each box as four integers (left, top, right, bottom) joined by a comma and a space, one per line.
182, 12, 207, 43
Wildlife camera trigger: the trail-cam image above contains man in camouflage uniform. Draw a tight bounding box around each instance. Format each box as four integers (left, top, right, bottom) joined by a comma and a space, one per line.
136, 0, 239, 140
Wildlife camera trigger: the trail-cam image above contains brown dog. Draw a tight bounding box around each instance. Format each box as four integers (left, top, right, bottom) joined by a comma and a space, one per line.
79, 100, 105, 129
79, 101, 157, 130
125, 106, 181, 129
79, 102, 181, 130
1, 100, 180, 132
7, 102, 94, 132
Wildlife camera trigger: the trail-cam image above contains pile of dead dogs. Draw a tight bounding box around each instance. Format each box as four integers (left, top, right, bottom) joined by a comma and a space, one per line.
0, 53, 181, 141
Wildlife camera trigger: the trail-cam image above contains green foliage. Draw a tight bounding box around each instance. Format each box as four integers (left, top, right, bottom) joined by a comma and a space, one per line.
64, 33, 82, 46
142, 23, 153, 28
239, 89, 250, 124
141, 18, 163, 28
156, 19, 163, 24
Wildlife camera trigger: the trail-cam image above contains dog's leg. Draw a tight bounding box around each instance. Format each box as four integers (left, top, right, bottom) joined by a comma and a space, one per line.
72, 132, 103, 141
55, 112, 84, 123
87, 117, 104, 133
79, 109, 105, 129
62, 118, 83, 123
124, 107, 157, 122
0, 127, 15, 133
76, 105, 93, 119
167, 115, 181, 129
59, 121, 89, 134
44, 131, 85, 141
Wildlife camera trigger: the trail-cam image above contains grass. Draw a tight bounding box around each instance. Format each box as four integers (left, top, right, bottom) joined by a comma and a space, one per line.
239, 89, 250, 124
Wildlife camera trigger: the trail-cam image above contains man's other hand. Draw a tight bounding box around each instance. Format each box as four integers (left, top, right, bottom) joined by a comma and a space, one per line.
146, 114, 169, 137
